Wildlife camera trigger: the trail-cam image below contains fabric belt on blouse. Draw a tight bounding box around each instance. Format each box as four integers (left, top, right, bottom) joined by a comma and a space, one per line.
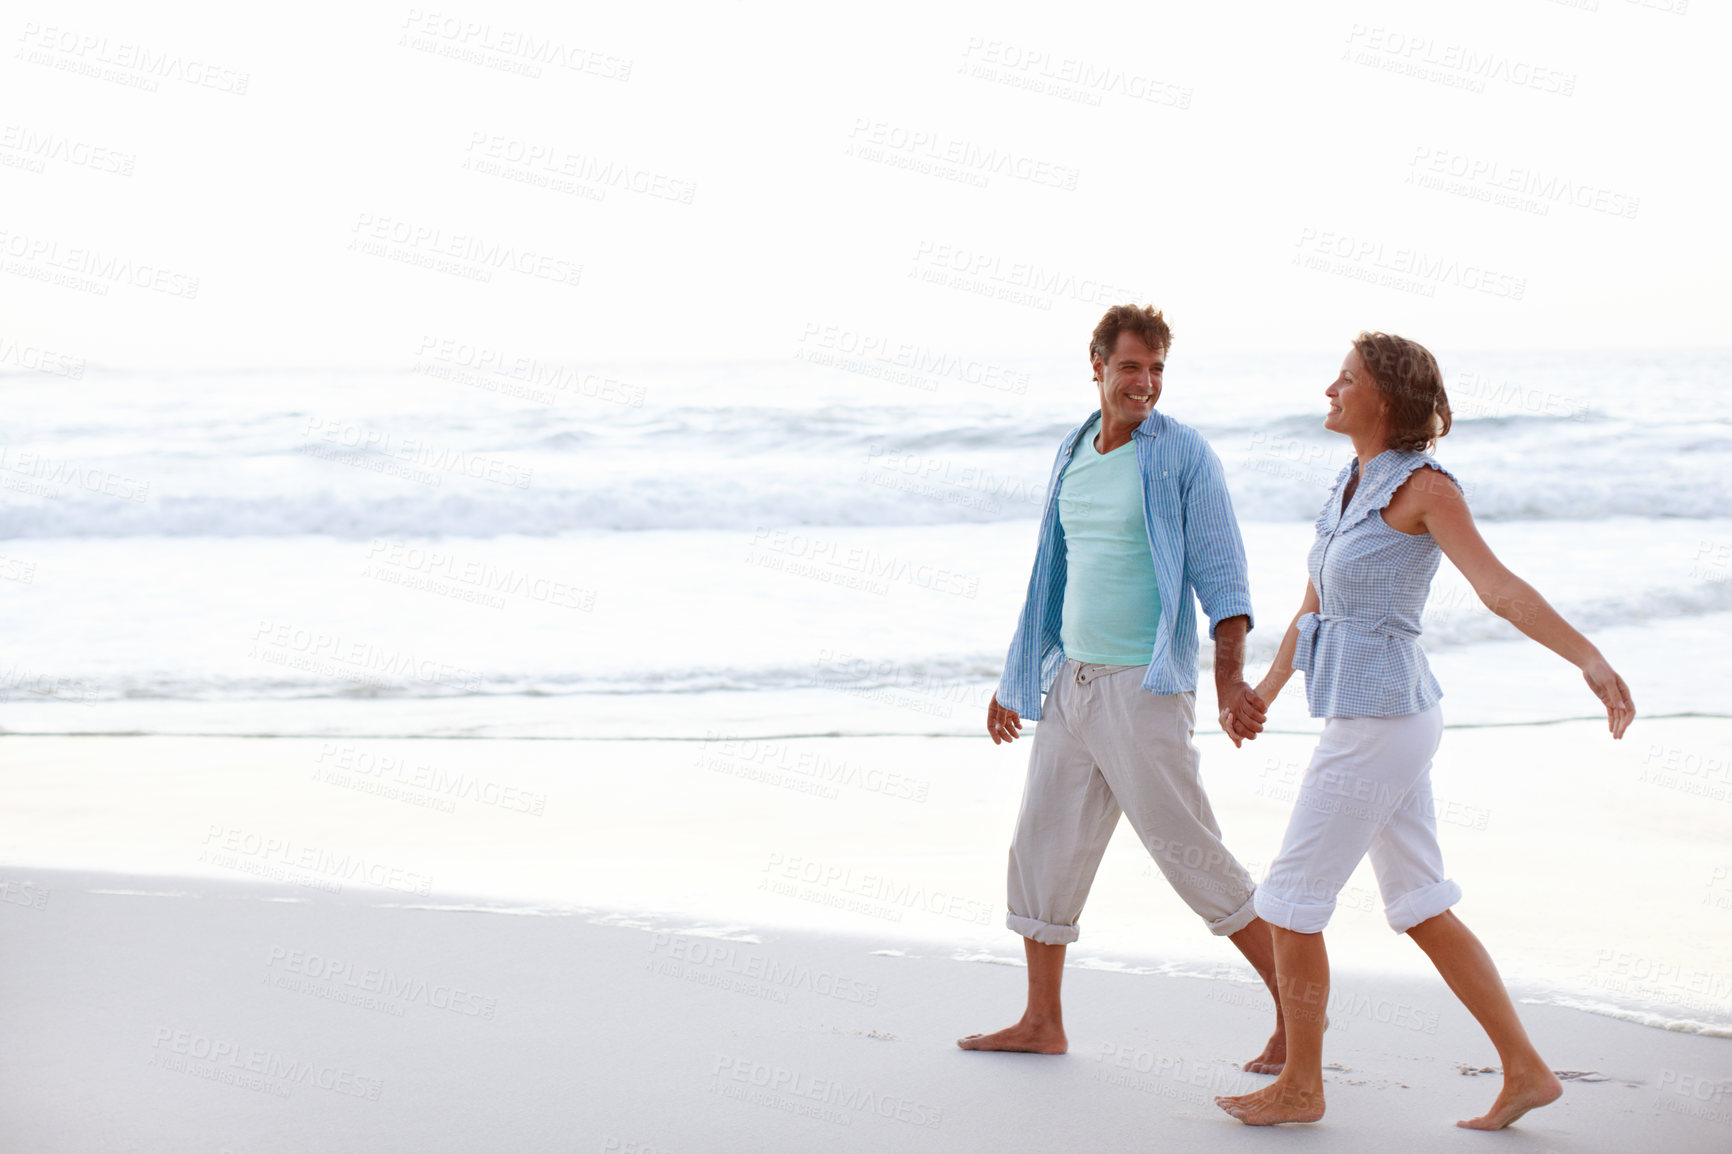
1292, 612, 1422, 675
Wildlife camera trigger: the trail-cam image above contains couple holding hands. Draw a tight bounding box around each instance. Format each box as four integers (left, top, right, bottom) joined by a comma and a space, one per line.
958, 304, 1635, 1130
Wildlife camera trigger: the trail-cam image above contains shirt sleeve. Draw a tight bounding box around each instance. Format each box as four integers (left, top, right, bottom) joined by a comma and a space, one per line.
1180, 438, 1255, 639
994, 438, 1074, 719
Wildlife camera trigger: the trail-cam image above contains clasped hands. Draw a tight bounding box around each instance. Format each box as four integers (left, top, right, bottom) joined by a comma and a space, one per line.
990, 682, 1271, 748
1218, 681, 1268, 748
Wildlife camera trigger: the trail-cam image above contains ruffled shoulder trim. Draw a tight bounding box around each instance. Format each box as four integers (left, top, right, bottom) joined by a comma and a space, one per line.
1314, 459, 1358, 534
1337, 451, 1463, 533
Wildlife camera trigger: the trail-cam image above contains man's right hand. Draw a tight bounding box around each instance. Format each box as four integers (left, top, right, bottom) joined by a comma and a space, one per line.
987, 694, 1023, 744
1217, 681, 1267, 749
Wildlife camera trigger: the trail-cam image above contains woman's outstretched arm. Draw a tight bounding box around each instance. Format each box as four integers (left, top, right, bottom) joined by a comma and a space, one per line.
1413, 471, 1636, 738
1252, 579, 1319, 708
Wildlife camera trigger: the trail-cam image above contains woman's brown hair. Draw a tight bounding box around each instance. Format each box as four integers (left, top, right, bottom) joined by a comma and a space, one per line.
1353, 331, 1452, 452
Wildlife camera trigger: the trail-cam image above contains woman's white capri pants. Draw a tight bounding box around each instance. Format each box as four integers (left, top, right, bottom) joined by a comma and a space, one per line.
1253, 704, 1461, 935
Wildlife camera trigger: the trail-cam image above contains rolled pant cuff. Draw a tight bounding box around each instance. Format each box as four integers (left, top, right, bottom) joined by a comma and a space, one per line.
1007, 912, 1079, 945
1252, 888, 1332, 934
1385, 879, 1462, 934
1208, 891, 1259, 937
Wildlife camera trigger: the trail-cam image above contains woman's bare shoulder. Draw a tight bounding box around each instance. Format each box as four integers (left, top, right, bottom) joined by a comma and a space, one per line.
1384, 460, 1465, 534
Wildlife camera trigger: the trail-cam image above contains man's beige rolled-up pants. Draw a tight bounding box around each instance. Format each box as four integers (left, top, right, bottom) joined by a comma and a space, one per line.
1006, 659, 1259, 945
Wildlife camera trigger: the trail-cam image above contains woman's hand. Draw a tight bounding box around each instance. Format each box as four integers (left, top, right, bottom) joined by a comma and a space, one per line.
1421, 468, 1633, 737
1253, 672, 1281, 710
1580, 656, 1635, 739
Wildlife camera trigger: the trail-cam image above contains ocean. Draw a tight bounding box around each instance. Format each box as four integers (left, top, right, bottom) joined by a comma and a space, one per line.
2, 347, 1728, 735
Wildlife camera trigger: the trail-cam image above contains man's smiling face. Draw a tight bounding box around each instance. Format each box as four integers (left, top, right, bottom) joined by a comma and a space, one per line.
1092, 330, 1166, 429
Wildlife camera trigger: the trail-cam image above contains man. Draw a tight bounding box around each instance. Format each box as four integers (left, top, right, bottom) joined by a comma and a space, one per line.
957, 304, 1285, 1073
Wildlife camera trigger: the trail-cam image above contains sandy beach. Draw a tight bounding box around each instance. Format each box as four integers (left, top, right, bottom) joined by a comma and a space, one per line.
2, 723, 1727, 1150
3, 867, 1729, 1152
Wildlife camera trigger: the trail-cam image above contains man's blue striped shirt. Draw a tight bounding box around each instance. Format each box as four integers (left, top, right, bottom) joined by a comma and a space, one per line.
996, 408, 1255, 720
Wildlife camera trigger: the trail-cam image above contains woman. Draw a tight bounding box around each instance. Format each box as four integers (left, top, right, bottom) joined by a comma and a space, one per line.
1215, 332, 1635, 1130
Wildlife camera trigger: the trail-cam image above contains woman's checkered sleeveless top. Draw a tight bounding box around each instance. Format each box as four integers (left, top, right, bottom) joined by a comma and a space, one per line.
1294, 449, 1463, 719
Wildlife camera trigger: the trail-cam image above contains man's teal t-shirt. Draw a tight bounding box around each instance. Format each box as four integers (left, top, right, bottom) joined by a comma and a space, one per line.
1057, 415, 1163, 666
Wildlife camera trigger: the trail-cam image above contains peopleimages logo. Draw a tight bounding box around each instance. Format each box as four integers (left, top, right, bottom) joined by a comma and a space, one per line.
249, 619, 485, 693
0, 124, 136, 176
202, 824, 435, 896
747, 527, 980, 599
909, 240, 1141, 309
347, 212, 582, 289
16, 22, 251, 94
1342, 25, 1576, 96
797, 322, 1029, 396
759, 853, 993, 926
303, 418, 534, 489
415, 335, 646, 407
957, 38, 1193, 109
0, 334, 85, 378
0, 227, 199, 298
362, 539, 594, 611
264, 944, 498, 1020
0, 448, 149, 501
711, 1056, 943, 1129
148, 1027, 383, 1100
845, 118, 1080, 190
1293, 228, 1526, 300
398, 9, 633, 81
462, 132, 693, 203
1407, 146, 1640, 220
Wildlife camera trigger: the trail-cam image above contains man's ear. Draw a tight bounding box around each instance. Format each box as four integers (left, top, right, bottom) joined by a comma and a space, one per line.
1091, 354, 1105, 383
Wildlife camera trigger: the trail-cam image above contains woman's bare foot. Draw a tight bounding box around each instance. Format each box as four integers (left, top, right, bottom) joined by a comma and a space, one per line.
1456, 1068, 1562, 1130
1242, 1027, 1286, 1074
1216, 1078, 1325, 1125
956, 1019, 1066, 1053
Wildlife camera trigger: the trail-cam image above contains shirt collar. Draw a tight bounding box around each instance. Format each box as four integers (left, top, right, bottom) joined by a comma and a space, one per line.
1067, 407, 1167, 456
1351, 448, 1407, 480
1064, 410, 1102, 455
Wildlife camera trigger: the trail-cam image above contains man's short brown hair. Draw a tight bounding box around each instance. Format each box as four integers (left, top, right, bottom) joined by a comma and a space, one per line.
1353, 331, 1452, 452
1090, 304, 1172, 365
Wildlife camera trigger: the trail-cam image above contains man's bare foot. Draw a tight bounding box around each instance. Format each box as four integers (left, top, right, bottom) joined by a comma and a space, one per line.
956, 1020, 1067, 1054
1242, 1027, 1286, 1074
1456, 1068, 1562, 1130
1216, 1079, 1325, 1126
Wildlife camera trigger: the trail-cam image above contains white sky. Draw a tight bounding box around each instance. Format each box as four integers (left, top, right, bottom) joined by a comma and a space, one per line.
3, 0, 1727, 370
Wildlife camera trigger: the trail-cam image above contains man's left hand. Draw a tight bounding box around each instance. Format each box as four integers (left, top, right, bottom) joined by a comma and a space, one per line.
1217, 682, 1267, 748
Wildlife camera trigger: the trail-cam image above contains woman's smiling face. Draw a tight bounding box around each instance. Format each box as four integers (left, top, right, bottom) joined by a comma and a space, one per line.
1324, 347, 1387, 440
